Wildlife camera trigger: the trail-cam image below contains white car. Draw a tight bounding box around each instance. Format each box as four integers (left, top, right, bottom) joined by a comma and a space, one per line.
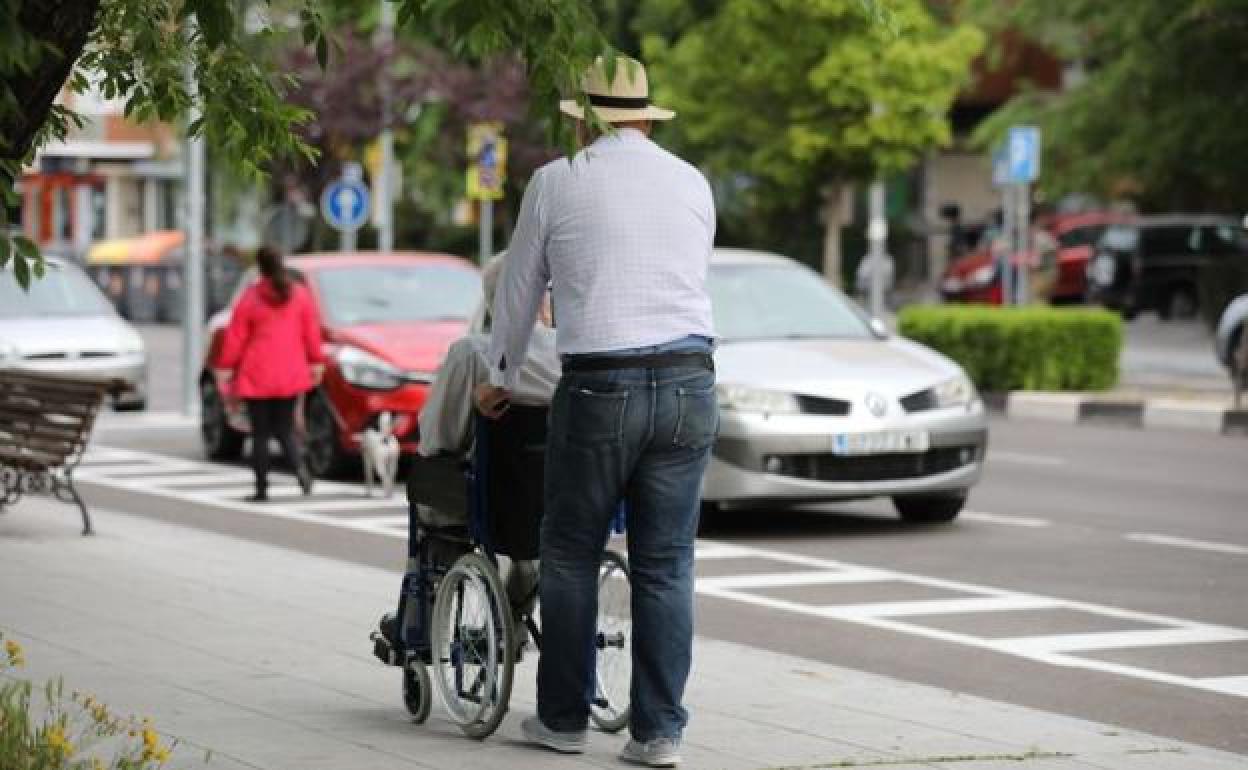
703, 249, 988, 522
0, 257, 147, 409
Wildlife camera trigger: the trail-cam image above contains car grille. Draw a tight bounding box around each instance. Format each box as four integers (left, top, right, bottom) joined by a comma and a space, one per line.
767, 445, 980, 482
796, 394, 851, 416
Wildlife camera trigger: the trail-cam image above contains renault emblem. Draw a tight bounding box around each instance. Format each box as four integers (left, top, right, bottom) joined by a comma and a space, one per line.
865, 392, 888, 417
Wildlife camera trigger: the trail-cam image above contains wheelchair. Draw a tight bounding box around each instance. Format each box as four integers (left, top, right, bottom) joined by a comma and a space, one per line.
371, 405, 633, 738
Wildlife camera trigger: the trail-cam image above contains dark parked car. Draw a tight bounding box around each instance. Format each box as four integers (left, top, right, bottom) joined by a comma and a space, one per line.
1086, 215, 1248, 320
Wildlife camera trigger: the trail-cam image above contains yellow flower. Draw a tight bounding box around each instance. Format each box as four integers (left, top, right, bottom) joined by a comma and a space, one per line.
44, 724, 75, 758
143, 726, 159, 749
4, 638, 24, 667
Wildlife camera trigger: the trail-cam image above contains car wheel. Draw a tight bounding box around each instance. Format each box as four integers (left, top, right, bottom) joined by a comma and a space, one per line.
304, 390, 349, 478
892, 492, 966, 523
1159, 286, 1197, 321
201, 377, 243, 461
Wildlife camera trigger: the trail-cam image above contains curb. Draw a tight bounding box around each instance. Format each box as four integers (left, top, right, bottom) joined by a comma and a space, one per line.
1003, 392, 1248, 436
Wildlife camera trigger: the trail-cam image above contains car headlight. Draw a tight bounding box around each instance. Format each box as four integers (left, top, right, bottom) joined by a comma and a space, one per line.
716, 384, 799, 415
933, 376, 977, 409
968, 264, 996, 287
336, 345, 403, 390
1089, 254, 1116, 287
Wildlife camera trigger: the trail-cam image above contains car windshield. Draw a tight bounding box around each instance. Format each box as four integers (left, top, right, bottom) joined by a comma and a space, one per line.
315, 263, 481, 326
710, 262, 873, 342
0, 263, 117, 319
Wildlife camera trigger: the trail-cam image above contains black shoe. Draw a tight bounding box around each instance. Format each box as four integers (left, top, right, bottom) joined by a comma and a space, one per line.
245, 491, 269, 503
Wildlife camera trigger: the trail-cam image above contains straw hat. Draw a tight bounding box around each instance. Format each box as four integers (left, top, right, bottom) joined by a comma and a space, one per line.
558, 56, 675, 123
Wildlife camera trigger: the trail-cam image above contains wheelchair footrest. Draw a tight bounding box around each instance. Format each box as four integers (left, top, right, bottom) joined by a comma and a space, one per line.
371, 613, 402, 666
371, 631, 401, 666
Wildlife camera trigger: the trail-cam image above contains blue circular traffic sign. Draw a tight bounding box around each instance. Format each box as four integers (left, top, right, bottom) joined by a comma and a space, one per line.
320, 178, 371, 232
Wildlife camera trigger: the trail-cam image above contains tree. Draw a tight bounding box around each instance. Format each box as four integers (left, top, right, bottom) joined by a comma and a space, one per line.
641, 0, 981, 280
966, 0, 1248, 211
0, 0, 607, 286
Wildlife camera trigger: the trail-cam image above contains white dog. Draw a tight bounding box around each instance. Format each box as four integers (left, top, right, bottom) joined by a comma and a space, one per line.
358, 411, 400, 498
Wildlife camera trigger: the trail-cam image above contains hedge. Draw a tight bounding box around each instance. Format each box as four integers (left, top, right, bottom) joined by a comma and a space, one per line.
898, 305, 1122, 392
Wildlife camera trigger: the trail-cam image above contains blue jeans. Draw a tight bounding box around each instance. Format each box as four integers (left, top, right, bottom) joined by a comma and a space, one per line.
538, 345, 717, 742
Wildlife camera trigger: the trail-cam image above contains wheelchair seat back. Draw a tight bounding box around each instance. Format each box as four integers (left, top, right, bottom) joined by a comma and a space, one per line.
477, 404, 548, 560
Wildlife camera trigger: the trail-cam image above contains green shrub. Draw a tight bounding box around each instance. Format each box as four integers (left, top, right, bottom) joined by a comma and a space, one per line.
898, 305, 1122, 392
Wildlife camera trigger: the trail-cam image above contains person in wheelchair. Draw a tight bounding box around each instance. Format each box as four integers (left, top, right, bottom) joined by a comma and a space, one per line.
389, 255, 559, 643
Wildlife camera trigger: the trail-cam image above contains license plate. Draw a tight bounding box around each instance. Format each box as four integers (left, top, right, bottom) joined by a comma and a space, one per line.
831, 430, 929, 456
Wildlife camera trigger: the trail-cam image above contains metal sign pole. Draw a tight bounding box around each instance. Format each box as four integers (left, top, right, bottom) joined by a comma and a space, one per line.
1001, 183, 1014, 306
182, 32, 205, 417
1016, 182, 1031, 304
479, 199, 493, 265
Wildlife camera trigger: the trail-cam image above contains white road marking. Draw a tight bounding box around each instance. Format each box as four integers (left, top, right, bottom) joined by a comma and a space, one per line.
95, 411, 198, 430
962, 511, 1051, 528
821, 596, 1063, 619
1199, 676, 1248, 698
694, 544, 754, 560
694, 539, 1248, 700
1126, 533, 1248, 557
987, 450, 1067, 467
997, 628, 1248, 656
696, 569, 892, 590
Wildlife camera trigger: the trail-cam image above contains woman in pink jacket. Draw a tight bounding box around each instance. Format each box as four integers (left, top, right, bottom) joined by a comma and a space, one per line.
217, 247, 325, 502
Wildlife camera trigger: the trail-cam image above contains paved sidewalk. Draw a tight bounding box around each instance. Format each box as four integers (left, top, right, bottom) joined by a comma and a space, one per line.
2, 500, 1246, 770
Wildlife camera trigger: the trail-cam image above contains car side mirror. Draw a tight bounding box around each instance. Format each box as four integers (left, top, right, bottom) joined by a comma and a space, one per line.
869, 318, 889, 338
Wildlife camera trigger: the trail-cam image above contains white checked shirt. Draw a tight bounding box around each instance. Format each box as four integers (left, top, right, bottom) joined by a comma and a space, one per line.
487, 128, 716, 390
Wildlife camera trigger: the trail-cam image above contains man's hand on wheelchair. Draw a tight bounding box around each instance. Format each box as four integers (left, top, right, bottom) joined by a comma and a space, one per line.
474, 383, 512, 419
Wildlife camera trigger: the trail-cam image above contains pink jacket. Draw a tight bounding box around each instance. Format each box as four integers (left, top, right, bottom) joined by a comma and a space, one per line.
217, 278, 326, 399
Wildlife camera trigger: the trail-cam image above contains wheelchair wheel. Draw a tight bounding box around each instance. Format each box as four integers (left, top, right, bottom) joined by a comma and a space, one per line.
402, 661, 432, 723
431, 551, 515, 739
590, 548, 632, 733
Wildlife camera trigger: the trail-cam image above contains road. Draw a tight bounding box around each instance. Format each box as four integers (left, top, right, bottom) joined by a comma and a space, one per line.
77, 410, 1248, 756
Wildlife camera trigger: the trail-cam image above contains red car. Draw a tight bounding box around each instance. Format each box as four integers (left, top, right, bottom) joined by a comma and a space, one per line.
940, 212, 1118, 305
200, 252, 481, 476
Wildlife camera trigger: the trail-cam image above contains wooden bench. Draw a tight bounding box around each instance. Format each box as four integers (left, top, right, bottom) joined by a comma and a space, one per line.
0, 370, 113, 535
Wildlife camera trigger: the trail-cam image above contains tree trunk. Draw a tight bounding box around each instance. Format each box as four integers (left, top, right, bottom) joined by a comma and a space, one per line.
820, 183, 852, 287
0, 0, 101, 162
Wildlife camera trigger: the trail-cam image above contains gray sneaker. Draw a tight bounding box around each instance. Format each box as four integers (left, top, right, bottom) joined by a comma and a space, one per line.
521, 716, 587, 754
620, 737, 682, 767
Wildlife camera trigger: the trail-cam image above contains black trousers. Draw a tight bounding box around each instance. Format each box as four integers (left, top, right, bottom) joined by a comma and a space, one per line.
245, 397, 302, 493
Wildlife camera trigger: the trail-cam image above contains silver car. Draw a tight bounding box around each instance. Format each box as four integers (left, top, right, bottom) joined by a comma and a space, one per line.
704, 249, 988, 522
0, 257, 148, 409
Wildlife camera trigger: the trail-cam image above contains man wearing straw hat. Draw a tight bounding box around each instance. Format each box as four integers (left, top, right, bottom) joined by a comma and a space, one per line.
476, 56, 716, 767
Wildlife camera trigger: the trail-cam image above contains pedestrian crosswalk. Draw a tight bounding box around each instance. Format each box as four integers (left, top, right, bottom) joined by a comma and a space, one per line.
77, 444, 1248, 703
77, 445, 411, 538
693, 542, 1248, 700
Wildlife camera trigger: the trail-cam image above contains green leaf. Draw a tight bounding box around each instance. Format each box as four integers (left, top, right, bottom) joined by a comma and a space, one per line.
13, 251, 30, 291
